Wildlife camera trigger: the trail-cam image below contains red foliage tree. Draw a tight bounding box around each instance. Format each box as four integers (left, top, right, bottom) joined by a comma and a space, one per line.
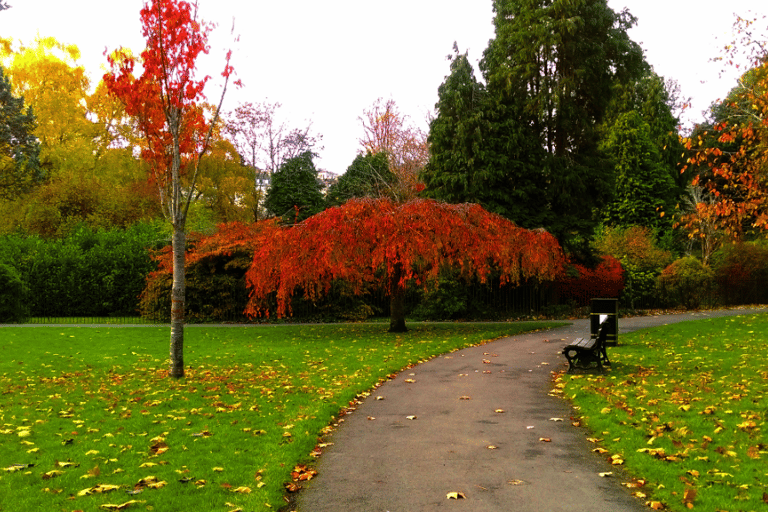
104, 0, 237, 378
557, 256, 625, 307
244, 198, 565, 332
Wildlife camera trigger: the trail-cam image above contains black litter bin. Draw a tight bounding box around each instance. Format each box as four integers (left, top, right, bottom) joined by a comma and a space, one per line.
591, 298, 618, 346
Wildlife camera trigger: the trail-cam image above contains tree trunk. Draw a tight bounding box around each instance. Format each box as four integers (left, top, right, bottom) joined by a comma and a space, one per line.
389, 287, 408, 332
169, 224, 186, 378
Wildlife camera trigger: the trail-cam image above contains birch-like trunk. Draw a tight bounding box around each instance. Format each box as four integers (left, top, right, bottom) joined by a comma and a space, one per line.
169, 222, 186, 378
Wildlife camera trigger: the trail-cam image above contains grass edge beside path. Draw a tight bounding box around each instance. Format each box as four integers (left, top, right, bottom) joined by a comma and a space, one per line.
558, 313, 768, 512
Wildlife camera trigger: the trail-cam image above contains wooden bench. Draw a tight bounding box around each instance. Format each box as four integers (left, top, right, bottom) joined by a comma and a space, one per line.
562, 319, 611, 373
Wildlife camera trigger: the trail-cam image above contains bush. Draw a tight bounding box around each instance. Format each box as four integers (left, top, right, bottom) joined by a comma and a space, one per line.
557, 256, 625, 307
592, 225, 673, 308
657, 256, 714, 309
710, 242, 768, 305
0, 223, 165, 317
0, 262, 29, 322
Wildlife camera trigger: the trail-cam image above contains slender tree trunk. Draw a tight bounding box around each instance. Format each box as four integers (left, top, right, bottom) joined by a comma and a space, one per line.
169, 223, 186, 378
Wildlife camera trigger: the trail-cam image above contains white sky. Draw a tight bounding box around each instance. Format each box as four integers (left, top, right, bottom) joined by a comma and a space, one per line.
0, 0, 762, 174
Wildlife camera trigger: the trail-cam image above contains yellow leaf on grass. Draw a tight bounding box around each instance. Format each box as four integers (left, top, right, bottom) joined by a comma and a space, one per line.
99, 501, 143, 510
213, 467, 224, 472
232, 486, 252, 494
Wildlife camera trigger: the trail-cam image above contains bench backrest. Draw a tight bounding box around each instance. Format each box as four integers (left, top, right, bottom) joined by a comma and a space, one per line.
594, 318, 609, 350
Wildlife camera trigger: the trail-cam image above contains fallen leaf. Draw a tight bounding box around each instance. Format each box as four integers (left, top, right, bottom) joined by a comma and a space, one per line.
404, 379, 416, 383
406, 416, 417, 420
213, 467, 224, 472
599, 472, 613, 477
367, 416, 376, 420
507, 479, 525, 485
487, 445, 497, 450
549, 418, 564, 422
446, 491, 466, 499
99, 501, 142, 510
42, 470, 64, 480
494, 409, 505, 414
231, 486, 251, 494
647, 501, 664, 510
459, 396, 471, 400
284, 482, 301, 493
593, 448, 609, 454
539, 438, 552, 443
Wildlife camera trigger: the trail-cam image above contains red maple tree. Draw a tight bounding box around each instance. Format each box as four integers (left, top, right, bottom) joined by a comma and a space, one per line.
244, 198, 565, 332
680, 15, 768, 239
104, 0, 237, 378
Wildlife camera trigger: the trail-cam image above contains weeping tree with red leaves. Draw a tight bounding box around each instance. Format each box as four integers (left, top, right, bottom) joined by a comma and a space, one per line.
104, 0, 238, 378
245, 198, 565, 332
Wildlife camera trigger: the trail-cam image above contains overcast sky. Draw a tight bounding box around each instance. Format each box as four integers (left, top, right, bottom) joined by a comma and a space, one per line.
1, 0, 762, 174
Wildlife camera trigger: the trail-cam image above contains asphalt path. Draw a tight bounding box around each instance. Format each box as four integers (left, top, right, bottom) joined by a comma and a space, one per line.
296, 307, 767, 512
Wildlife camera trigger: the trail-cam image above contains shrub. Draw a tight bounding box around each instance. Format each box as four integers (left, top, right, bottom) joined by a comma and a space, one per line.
0, 223, 164, 317
557, 255, 625, 307
710, 242, 768, 305
657, 256, 715, 309
0, 262, 29, 322
140, 222, 276, 322
592, 225, 673, 308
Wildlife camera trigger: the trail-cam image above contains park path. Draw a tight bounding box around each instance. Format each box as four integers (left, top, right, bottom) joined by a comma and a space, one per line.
296, 307, 766, 512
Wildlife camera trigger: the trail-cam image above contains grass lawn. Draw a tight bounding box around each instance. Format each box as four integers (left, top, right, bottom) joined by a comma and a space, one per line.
559, 313, 768, 512
0, 321, 561, 512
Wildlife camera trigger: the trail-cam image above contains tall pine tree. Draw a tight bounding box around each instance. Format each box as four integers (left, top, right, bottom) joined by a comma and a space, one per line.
425, 0, 648, 253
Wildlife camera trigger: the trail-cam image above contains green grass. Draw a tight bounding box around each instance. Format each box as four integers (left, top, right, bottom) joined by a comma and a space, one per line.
560, 313, 768, 512
24, 317, 155, 325
0, 321, 562, 512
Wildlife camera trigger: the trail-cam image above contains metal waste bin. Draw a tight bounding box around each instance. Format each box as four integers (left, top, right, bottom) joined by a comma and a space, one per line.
591, 298, 618, 346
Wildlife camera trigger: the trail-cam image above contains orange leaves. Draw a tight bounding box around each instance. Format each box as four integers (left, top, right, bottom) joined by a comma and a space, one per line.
244, 198, 565, 321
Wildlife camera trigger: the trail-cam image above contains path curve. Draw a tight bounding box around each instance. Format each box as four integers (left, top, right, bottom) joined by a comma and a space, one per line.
296, 307, 766, 512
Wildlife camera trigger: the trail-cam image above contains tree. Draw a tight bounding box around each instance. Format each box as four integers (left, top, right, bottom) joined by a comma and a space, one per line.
681, 15, 768, 239
601, 111, 676, 229
104, 0, 236, 378
263, 151, 324, 223
0, 65, 42, 199
427, 0, 647, 251
423, 45, 550, 229
325, 151, 395, 207
244, 197, 565, 332
224, 101, 321, 220
358, 98, 429, 199
1, 37, 97, 176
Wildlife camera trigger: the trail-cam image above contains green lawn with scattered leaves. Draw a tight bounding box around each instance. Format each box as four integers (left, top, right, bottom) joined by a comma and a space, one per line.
560, 313, 768, 512
0, 322, 559, 512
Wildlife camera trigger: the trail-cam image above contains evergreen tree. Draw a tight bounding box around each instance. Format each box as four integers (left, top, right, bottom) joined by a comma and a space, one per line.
0, 65, 43, 200
425, 0, 648, 253
602, 111, 676, 229
326, 151, 395, 208
264, 151, 324, 223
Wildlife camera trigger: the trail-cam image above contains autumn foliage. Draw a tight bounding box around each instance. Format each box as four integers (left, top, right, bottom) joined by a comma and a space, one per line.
557, 256, 625, 307
244, 198, 565, 331
680, 16, 768, 239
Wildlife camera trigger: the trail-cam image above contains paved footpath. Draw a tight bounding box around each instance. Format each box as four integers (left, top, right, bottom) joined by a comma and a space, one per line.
296, 308, 766, 512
